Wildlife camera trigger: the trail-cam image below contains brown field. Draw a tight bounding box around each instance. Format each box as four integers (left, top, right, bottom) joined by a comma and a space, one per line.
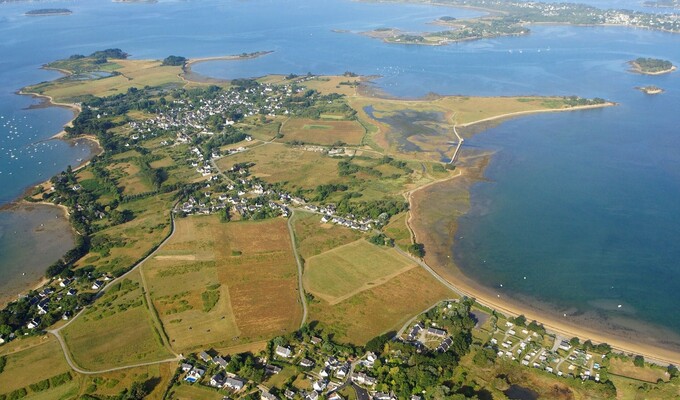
304, 240, 416, 304
216, 143, 343, 191
308, 267, 454, 344
280, 117, 365, 145
144, 216, 301, 353
0, 336, 70, 394
292, 211, 364, 259
61, 271, 175, 370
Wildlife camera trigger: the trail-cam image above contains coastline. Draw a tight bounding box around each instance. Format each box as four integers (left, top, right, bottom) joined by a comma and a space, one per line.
406, 112, 680, 366
0, 203, 75, 307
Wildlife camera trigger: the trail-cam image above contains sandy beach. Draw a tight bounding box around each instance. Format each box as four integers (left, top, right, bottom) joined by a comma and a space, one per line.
406, 117, 680, 366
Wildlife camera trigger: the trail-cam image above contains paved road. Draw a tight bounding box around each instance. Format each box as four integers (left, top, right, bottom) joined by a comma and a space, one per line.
48, 210, 182, 374
287, 210, 308, 328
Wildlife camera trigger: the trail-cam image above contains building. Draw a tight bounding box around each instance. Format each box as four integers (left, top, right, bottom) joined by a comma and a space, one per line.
199, 351, 211, 362
225, 377, 245, 391
275, 345, 293, 358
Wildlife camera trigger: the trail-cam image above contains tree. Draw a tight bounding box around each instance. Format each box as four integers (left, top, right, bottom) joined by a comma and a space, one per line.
407, 243, 425, 258
633, 355, 645, 368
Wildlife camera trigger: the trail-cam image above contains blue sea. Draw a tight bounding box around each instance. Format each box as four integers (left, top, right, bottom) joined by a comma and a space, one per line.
1, 0, 679, 347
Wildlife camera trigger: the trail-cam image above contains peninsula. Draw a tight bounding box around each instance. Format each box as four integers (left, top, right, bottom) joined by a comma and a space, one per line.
4, 50, 680, 400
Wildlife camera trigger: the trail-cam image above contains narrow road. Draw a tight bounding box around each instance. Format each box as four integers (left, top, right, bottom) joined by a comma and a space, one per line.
449, 124, 464, 164
287, 210, 308, 328
48, 210, 182, 374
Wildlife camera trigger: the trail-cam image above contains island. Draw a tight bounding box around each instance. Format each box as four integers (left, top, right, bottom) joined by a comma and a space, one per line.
629, 57, 677, 75
4, 49, 680, 400
637, 85, 665, 94
25, 8, 72, 16
357, 0, 680, 46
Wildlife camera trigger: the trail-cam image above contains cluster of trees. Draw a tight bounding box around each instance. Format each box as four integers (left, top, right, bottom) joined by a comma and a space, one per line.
562, 96, 607, 106
162, 55, 187, 66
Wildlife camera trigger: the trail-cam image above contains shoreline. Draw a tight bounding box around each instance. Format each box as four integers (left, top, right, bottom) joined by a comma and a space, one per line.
406, 110, 680, 366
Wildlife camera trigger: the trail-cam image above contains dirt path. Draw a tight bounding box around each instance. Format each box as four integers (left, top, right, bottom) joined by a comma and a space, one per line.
287, 210, 308, 328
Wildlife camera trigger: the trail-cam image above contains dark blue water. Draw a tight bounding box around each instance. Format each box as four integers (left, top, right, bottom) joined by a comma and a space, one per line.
0, 0, 679, 344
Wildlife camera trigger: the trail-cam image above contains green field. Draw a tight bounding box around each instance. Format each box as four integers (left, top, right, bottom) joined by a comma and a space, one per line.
61, 271, 174, 370
0, 337, 71, 395
304, 239, 416, 304
144, 216, 302, 353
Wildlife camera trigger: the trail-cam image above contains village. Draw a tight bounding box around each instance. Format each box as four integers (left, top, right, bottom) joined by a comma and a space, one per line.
168, 298, 614, 400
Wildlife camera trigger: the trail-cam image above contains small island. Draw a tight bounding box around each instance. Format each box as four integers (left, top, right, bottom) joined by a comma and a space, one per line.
636, 85, 665, 94
25, 8, 72, 16
629, 57, 676, 75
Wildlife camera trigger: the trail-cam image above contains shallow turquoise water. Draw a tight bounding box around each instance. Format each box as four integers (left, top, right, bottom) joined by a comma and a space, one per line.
0, 0, 679, 344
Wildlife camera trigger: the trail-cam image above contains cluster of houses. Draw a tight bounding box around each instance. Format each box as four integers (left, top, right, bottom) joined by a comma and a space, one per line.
182, 351, 247, 393
269, 338, 416, 400
20, 273, 111, 331
403, 322, 454, 354
489, 321, 604, 382
128, 82, 305, 148
304, 203, 377, 232
176, 173, 292, 220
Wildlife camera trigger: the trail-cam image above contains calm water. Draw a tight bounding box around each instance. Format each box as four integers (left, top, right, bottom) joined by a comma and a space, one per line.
0, 0, 679, 343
